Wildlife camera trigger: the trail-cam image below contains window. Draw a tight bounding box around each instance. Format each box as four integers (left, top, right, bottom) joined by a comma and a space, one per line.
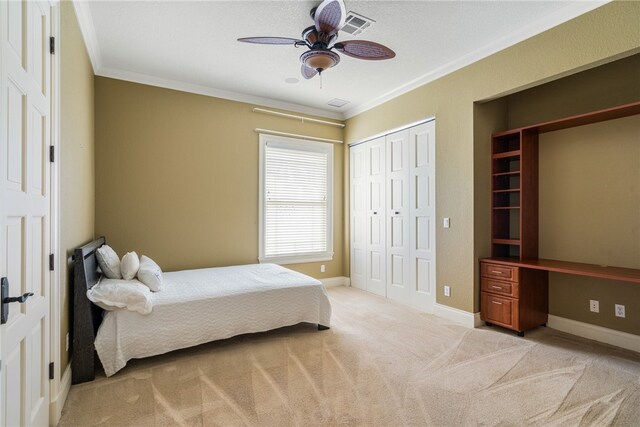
259, 134, 333, 264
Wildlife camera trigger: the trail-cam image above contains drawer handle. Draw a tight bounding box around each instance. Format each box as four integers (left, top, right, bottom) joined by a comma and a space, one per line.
491, 301, 502, 305
491, 270, 503, 274
491, 286, 502, 289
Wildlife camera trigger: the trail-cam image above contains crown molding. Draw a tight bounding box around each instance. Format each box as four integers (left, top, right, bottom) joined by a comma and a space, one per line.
71, 0, 102, 73
96, 67, 344, 120
342, 0, 610, 119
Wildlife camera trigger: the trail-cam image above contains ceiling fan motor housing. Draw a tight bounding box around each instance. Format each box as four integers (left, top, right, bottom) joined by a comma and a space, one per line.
300, 50, 340, 72
302, 26, 337, 49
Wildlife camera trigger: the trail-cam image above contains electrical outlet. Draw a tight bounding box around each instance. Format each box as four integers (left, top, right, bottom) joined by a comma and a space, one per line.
615, 304, 625, 318
444, 285, 451, 297
590, 300, 599, 313
66, 333, 70, 351
320, 264, 325, 273
443, 218, 450, 228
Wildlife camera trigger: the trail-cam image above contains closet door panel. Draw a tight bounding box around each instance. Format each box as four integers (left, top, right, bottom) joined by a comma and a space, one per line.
350, 144, 367, 290
409, 121, 436, 312
366, 137, 386, 296
386, 130, 411, 304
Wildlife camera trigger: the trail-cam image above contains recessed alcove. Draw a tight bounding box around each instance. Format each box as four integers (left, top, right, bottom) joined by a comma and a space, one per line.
473, 53, 640, 334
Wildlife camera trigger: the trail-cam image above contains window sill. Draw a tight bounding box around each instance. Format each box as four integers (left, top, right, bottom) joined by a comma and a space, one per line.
259, 252, 334, 266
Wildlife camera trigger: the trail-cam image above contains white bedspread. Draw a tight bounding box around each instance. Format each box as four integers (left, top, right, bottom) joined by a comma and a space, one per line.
95, 263, 331, 376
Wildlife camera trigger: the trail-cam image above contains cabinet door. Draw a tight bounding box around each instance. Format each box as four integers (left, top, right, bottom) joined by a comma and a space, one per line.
349, 144, 367, 290
366, 137, 386, 296
386, 129, 411, 304
409, 121, 436, 312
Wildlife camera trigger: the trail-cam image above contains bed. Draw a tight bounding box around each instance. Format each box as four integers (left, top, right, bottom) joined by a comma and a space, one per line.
71, 237, 332, 383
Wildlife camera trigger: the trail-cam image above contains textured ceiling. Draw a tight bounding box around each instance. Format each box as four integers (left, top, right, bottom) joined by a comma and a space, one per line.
82, 1, 607, 119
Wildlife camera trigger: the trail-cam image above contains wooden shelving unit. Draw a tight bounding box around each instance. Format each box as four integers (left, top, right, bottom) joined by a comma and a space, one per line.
490, 129, 530, 259
482, 100, 640, 335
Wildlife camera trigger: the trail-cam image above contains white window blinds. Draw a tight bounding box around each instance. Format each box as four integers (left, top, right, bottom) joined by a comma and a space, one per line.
259, 135, 333, 264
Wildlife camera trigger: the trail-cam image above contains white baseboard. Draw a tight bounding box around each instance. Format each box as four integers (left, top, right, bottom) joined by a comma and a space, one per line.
548, 315, 640, 354
320, 277, 350, 287
50, 363, 71, 425
434, 303, 480, 328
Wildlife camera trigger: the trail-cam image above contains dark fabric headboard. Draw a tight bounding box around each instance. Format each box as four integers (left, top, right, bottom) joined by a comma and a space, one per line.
71, 236, 105, 384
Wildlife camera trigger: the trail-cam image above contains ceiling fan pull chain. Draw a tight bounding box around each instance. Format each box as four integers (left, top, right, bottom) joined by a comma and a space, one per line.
320, 72, 323, 89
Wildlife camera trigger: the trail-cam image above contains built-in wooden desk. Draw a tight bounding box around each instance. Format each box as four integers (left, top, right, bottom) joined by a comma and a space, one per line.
482, 258, 640, 284
479, 258, 640, 336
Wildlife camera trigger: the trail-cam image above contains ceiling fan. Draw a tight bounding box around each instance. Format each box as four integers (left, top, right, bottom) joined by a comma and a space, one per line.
238, 0, 395, 80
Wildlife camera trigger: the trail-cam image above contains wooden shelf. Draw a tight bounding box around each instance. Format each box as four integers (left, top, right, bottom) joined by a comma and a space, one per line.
493, 171, 520, 177
493, 206, 520, 210
492, 150, 521, 159
493, 189, 520, 193
482, 258, 640, 284
492, 239, 521, 246
494, 101, 640, 136
493, 129, 521, 138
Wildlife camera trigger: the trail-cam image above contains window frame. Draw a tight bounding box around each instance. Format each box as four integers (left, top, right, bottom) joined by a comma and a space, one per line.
258, 133, 334, 265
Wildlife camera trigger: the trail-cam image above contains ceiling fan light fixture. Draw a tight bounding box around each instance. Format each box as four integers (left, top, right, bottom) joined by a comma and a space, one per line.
300, 50, 340, 72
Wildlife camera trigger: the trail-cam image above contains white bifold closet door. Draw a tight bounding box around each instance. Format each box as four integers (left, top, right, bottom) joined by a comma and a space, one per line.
350, 136, 386, 296
349, 121, 436, 312
408, 122, 436, 312
386, 129, 411, 304
365, 137, 387, 296
349, 143, 367, 290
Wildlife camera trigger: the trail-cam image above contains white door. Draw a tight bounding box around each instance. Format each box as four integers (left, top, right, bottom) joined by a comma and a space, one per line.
1, 1, 52, 425
349, 144, 367, 290
386, 130, 411, 305
365, 137, 386, 296
409, 121, 436, 312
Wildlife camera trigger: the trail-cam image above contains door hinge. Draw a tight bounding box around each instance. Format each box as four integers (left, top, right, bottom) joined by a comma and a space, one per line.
49, 254, 55, 271
49, 362, 54, 380
49, 145, 54, 163
49, 36, 55, 54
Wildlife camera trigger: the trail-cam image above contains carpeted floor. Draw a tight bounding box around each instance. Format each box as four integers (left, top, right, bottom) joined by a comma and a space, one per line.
59, 286, 640, 426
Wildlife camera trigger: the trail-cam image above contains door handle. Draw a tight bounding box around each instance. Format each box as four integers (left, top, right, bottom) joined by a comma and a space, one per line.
1, 277, 33, 325
4, 293, 34, 304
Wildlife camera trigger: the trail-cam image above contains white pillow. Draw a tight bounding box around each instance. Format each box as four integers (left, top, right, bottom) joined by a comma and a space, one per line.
87, 278, 152, 314
121, 251, 140, 280
96, 245, 122, 279
137, 255, 163, 292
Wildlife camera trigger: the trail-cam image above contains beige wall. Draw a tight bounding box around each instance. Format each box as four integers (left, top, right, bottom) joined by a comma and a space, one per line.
94, 77, 344, 279
344, 1, 640, 316
539, 117, 639, 334
60, 1, 95, 369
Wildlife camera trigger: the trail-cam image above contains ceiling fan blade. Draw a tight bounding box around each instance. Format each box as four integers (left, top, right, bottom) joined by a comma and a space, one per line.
237, 37, 303, 45
301, 64, 318, 79
334, 40, 396, 60
314, 0, 346, 35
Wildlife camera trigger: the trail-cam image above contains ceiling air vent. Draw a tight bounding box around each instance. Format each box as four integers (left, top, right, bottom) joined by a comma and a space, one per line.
327, 98, 350, 108
341, 12, 374, 36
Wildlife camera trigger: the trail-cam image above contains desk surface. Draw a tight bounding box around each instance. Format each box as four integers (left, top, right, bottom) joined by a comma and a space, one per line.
481, 258, 640, 284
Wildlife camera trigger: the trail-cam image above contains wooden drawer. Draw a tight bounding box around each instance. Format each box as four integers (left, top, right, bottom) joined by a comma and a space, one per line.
481, 292, 516, 329
481, 262, 519, 282
481, 277, 518, 298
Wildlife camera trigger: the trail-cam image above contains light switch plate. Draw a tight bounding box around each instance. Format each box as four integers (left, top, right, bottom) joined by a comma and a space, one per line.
443, 218, 450, 228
